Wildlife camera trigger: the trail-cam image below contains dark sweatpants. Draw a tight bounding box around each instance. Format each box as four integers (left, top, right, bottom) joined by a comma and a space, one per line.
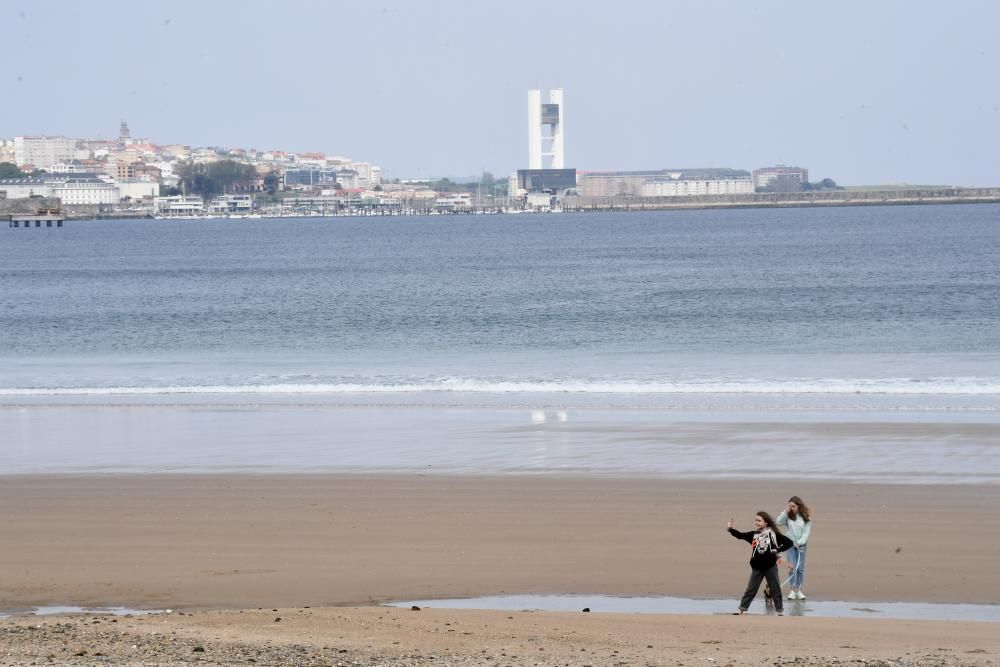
739, 565, 783, 612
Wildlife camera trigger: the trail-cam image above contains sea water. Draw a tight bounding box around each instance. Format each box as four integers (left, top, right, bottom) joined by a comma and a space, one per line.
2, 206, 999, 477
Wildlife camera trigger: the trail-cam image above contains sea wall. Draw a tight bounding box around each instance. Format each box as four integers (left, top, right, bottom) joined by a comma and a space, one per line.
0, 197, 62, 216
562, 187, 1000, 211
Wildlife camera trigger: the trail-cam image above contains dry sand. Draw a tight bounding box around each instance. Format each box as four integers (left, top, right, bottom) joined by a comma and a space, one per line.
1, 606, 998, 666
1, 474, 998, 665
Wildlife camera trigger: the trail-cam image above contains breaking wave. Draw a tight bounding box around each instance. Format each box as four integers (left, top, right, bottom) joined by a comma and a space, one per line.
2, 377, 999, 396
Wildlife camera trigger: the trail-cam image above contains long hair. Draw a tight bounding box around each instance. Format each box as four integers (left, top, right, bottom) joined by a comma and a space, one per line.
788, 496, 811, 522
756, 510, 779, 532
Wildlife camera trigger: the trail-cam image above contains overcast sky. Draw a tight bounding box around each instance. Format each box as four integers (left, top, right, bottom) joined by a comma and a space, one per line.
3, 0, 999, 185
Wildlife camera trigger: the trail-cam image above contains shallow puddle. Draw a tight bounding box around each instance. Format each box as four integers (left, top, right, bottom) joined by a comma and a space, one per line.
0, 606, 165, 619
387, 594, 1000, 622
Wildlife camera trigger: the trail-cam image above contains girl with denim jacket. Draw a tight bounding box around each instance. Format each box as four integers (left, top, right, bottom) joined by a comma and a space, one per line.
776, 495, 812, 600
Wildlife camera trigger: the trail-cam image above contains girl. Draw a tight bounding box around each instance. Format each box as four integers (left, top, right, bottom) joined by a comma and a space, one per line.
728, 511, 793, 615
776, 495, 812, 599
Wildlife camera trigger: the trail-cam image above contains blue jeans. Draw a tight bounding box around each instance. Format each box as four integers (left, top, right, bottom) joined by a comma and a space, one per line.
786, 545, 807, 589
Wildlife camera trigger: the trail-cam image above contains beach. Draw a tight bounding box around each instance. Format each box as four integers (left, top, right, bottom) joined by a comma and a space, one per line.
2, 606, 999, 667
2, 209, 999, 664
2, 475, 997, 608
1, 474, 999, 665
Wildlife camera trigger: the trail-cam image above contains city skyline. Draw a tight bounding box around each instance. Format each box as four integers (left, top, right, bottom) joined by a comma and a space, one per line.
3, 0, 999, 185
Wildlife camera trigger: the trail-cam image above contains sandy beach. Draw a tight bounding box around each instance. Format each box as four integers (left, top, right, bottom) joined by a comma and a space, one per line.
2, 474, 998, 665
1, 606, 999, 666
2, 474, 997, 609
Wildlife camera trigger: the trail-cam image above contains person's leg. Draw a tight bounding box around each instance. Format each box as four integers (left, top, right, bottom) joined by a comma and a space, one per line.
764, 566, 784, 614
795, 545, 807, 596
785, 547, 799, 597
739, 569, 765, 612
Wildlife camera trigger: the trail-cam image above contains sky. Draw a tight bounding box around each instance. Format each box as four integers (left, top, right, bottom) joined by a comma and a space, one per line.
3, 0, 999, 185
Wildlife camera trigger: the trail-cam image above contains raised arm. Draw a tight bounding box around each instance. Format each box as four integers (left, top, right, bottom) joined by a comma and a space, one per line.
728, 527, 754, 543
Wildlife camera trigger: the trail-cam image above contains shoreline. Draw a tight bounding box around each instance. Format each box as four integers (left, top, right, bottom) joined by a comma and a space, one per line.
7, 190, 999, 221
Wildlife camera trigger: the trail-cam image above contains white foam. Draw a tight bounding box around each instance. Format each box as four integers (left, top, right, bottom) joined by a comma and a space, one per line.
1, 377, 999, 396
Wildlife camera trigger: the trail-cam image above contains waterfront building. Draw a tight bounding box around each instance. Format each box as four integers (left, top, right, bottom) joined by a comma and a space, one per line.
153, 195, 205, 215
207, 194, 254, 214
577, 168, 752, 197
49, 176, 120, 205
0, 173, 119, 204
284, 168, 340, 188
0, 177, 49, 199
753, 165, 808, 191
642, 172, 754, 197
435, 193, 472, 211
517, 169, 577, 194
116, 177, 159, 201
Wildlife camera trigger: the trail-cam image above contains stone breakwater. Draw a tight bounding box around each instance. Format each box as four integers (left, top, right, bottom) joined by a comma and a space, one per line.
563, 187, 1000, 211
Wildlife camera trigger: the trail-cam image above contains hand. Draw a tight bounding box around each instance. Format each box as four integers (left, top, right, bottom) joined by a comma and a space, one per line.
727, 518, 733, 529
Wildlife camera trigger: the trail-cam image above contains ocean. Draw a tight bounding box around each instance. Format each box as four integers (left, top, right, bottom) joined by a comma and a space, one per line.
2, 205, 999, 479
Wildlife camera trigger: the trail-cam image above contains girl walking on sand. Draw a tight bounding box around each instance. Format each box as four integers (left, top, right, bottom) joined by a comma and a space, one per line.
776, 495, 812, 600
728, 511, 793, 615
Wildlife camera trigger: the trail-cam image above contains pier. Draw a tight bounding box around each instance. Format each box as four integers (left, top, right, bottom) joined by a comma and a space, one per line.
9, 209, 65, 228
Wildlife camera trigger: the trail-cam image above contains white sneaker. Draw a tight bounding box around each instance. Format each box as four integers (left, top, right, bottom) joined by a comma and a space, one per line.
787, 591, 797, 600
796, 591, 807, 600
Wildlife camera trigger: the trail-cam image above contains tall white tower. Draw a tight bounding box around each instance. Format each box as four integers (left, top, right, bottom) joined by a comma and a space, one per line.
527, 90, 542, 169
527, 88, 565, 169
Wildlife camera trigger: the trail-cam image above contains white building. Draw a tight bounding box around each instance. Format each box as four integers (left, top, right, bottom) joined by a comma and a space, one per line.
116, 178, 159, 201
753, 166, 809, 191
153, 195, 205, 215
347, 162, 381, 188
578, 168, 752, 197
207, 194, 254, 214
48, 163, 84, 173
527, 88, 565, 170
642, 175, 754, 197
13, 136, 78, 170
0, 177, 48, 199
0, 173, 119, 204
434, 193, 472, 211
50, 178, 120, 205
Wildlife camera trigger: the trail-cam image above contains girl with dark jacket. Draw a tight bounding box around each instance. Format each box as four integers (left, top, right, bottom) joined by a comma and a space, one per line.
728, 511, 793, 615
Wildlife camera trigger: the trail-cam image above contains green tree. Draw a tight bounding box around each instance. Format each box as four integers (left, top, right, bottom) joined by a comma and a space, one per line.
176, 160, 259, 198
0, 162, 25, 178
263, 170, 280, 194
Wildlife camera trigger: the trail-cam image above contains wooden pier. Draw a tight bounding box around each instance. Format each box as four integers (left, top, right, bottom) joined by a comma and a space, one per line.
9, 209, 64, 228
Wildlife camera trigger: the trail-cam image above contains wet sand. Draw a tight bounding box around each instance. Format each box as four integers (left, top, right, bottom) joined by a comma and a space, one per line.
1, 474, 996, 610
